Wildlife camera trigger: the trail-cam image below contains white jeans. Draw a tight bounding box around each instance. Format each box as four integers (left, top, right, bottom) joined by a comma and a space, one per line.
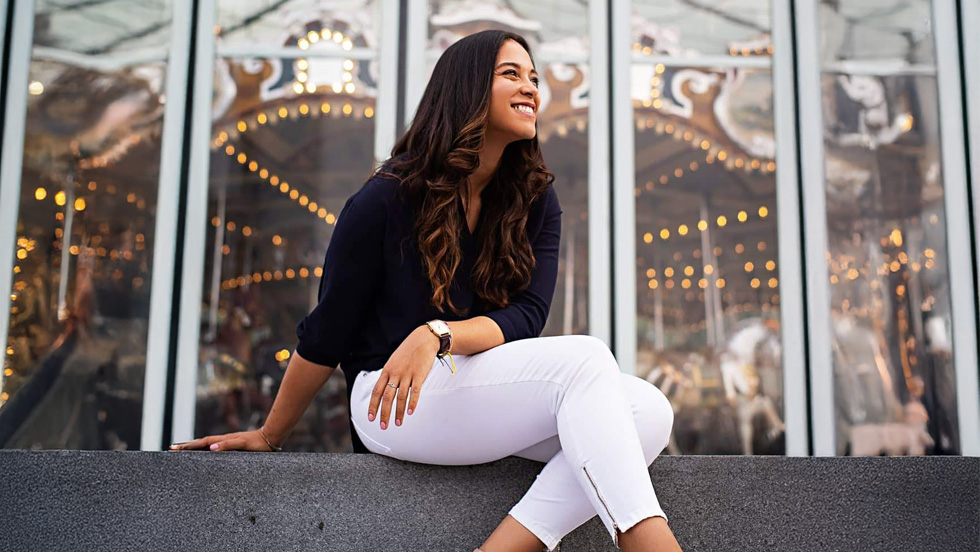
350, 334, 674, 550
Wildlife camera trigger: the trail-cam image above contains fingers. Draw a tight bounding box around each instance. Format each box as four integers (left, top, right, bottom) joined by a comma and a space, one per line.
393, 380, 410, 427
407, 381, 421, 417
369, 369, 425, 430
209, 437, 247, 452
368, 373, 388, 423
169, 434, 243, 452
169, 436, 218, 450
378, 378, 398, 430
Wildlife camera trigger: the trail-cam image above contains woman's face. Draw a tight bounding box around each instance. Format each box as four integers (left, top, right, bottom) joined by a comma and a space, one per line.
486, 39, 540, 143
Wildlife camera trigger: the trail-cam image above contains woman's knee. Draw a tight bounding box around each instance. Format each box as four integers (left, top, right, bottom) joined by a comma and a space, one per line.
561, 334, 620, 377
622, 374, 674, 463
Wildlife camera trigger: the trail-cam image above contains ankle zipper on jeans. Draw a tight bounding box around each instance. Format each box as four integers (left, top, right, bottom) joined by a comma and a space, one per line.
583, 465, 620, 547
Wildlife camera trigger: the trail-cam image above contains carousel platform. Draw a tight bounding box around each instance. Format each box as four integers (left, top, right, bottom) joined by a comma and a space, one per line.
0, 450, 975, 551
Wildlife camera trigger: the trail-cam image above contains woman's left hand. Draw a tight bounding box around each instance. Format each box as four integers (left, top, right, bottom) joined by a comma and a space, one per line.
368, 326, 440, 430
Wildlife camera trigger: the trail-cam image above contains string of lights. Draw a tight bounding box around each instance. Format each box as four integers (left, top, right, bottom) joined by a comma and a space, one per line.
214, 141, 338, 225
220, 265, 323, 291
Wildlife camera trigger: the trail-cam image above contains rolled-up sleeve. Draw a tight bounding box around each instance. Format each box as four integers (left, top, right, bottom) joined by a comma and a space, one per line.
295, 180, 388, 368
483, 185, 562, 342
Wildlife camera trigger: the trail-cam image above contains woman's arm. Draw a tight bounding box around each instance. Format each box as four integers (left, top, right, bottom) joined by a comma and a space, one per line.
443, 316, 505, 355
406, 316, 505, 358
261, 352, 336, 448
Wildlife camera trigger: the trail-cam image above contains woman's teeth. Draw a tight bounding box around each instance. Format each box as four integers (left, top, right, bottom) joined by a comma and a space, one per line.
513, 105, 534, 115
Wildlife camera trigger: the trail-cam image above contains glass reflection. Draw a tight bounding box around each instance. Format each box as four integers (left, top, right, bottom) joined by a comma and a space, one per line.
3, 1, 174, 449
632, 0, 772, 58
216, 0, 379, 50
818, 0, 934, 64
427, 0, 591, 337
195, 5, 381, 452
819, 0, 958, 455
632, 1, 783, 455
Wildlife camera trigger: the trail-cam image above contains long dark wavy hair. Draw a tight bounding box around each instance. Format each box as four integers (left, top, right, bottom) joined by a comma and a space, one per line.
377, 30, 554, 316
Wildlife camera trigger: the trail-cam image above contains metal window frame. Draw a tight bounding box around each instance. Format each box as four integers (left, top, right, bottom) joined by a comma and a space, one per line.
375, 0, 400, 165
610, 0, 635, 373
403, 1, 427, 132
961, 0, 980, 459
793, 0, 836, 457
170, 1, 402, 444
138, 0, 195, 450
933, 0, 980, 456
170, 0, 217, 445
771, 0, 810, 457
0, 0, 36, 397
589, 0, 612, 347
0, 0, 8, 104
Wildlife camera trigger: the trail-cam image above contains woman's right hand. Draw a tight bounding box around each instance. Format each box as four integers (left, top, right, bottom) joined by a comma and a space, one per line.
169, 429, 278, 452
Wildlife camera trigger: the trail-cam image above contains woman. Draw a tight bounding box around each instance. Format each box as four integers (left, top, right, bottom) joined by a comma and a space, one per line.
170, 30, 681, 552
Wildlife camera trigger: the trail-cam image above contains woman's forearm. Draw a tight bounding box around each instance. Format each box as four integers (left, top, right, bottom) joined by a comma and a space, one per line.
261, 352, 335, 447
443, 316, 505, 355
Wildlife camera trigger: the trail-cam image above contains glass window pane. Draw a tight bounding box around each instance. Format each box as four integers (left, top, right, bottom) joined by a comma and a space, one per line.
818, 1, 934, 64
632, 1, 785, 455
818, 0, 959, 455
426, 0, 591, 336
33, 0, 173, 54
3, 1, 174, 449
215, 0, 379, 51
632, 0, 772, 58
193, 4, 384, 453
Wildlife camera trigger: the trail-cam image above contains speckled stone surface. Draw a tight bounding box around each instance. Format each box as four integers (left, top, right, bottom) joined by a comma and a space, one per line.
0, 451, 976, 551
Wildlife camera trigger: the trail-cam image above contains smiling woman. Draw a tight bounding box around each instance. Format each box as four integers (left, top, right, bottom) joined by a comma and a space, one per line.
173, 29, 681, 552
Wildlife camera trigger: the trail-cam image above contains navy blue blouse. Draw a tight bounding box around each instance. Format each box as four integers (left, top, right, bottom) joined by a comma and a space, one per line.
294, 171, 562, 451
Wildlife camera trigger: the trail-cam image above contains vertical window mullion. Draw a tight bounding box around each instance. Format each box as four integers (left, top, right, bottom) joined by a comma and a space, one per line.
610, 0, 636, 373
793, 0, 837, 456
375, 0, 400, 167
171, 0, 218, 446
402, 1, 427, 133
0, 0, 36, 394
961, 0, 980, 458
0, 0, 8, 107
772, 0, 810, 457
588, 0, 611, 348
139, 0, 195, 450
932, 0, 980, 456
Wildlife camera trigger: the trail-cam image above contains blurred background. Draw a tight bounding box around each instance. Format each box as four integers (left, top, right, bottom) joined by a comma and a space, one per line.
0, 0, 978, 457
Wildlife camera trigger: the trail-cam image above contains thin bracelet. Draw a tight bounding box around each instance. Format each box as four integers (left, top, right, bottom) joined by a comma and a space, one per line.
258, 427, 283, 452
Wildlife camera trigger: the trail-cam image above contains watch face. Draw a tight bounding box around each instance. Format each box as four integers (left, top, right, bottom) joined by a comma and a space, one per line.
430, 320, 450, 335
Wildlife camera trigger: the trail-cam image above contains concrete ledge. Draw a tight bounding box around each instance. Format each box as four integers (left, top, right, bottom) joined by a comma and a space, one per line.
0, 451, 976, 551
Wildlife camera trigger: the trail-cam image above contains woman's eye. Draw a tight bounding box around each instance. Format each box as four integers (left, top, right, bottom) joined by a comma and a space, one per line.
503, 70, 540, 87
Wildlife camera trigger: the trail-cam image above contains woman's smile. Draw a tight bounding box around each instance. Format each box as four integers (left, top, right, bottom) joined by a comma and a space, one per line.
512, 103, 536, 118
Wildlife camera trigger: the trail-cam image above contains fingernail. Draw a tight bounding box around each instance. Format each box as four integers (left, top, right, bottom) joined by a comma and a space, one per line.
368, 413, 375, 421
380, 421, 387, 430
395, 419, 401, 426
407, 408, 414, 415
169, 444, 177, 449
210, 444, 218, 451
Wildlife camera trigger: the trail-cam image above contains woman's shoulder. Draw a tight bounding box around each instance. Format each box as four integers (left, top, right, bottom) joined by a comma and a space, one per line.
529, 183, 562, 218
345, 170, 402, 212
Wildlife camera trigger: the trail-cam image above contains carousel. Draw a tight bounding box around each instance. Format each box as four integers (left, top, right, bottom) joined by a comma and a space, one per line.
629, 5, 955, 455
